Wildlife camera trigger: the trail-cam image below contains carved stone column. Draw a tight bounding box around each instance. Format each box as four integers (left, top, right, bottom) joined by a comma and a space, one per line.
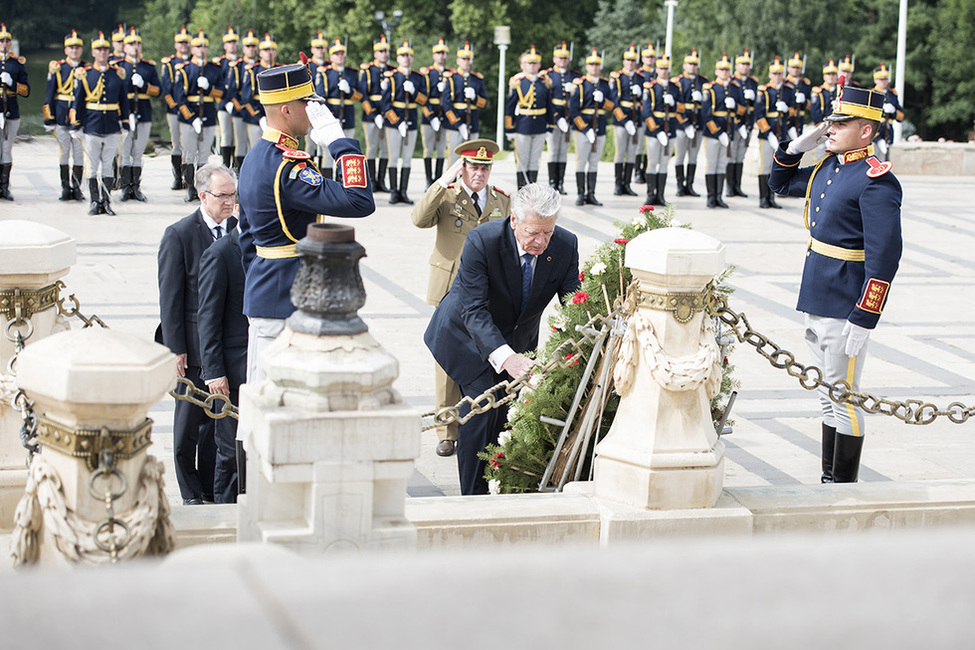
0, 220, 76, 531
238, 224, 420, 554
594, 227, 727, 509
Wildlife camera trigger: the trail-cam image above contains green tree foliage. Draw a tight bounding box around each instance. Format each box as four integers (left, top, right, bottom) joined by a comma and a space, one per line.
930, 0, 975, 138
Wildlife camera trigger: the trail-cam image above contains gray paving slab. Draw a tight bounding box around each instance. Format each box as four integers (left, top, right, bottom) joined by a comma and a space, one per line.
2, 134, 974, 506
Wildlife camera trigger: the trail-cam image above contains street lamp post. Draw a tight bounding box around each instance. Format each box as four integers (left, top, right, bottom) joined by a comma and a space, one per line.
664, 0, 678, 60
374, 10, 404, 45
494, 26, 511, 147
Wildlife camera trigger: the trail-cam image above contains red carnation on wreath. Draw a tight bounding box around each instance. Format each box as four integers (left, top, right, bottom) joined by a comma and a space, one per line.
565, 353, 580, 367
578, 270, 585, 281
639, 204, 654, 213
614, 238, 629, 245
572, 291, 589, 304
490, 451, 505, 470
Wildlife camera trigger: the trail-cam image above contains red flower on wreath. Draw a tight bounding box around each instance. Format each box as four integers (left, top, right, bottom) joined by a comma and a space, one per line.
490, 451, 505, 470
578, 270, 585, 281
565, 353, 581, 367
572, 291, 589, 305
640, 204, 654, 213
614, 238, 629, 245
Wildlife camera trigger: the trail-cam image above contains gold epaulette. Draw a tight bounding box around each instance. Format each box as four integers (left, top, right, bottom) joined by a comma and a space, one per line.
541, 73, 552, 88
472, 71, 483, 79
610, 70, 620, 78
508, 73, 523, 90
74, 67, 87, 80
115, 66, 126, 80
49, 60, 59, 74
145, 59, 156, 66
15, 56, 25, 64
573, 77, 583, 85
360, 62, 369, 69
493, 185, 509, 197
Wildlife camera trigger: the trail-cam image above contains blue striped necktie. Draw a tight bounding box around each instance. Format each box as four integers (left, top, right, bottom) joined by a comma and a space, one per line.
521, 253, 533, 311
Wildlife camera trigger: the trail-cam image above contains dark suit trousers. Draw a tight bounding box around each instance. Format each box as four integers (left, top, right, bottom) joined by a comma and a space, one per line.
173, 366, 217, 500
213, 387, 239, 503
457, 369, 510, 496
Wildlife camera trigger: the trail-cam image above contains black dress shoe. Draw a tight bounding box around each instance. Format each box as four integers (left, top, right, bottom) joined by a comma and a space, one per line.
201, 494, 215, 504
183, 497, 204, 505
436, 440, 455, 457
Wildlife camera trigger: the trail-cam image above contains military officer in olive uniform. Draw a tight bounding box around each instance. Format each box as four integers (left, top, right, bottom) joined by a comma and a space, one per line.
504, 46, 554, 189
0, 23, 29, 200
544, 41, 577, 195
162, 26, 192, 190
770, 86, 902, 484
43, 30, 86, 201
411, 139, 511, 457
569, 49, 613, 206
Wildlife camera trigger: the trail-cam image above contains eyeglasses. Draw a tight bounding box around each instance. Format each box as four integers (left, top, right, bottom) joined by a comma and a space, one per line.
205, 191, 238, 202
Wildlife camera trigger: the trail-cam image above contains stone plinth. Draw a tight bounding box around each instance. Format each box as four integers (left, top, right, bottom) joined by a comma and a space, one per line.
0, 220, 76, 531
593, 227, 727, 509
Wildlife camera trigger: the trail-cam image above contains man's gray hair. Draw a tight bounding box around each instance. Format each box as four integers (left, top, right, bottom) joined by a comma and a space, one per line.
195, 162, 237, 193
511, 183, 560, 223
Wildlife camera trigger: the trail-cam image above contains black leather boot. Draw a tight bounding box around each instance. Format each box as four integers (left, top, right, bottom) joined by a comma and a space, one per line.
88, 178, 102, 214
388, 167, 400, 204
575, 171, 586, 206
725, 163, 736, 197
634, 154, 646, 184
715, 174, 730, 208
112, 158, 120, 190
517, 170, 528, 189
0, 163, 13, 200
758, 174, 772, 208
424, 158, 433, 187
556, 162, 567, 195
100, 177, 116, 215
398, 167, 414, 205
120, 166, 134, 201
132, 167, 147, 202
527, 170, 538, 184
585, 172, 602, 206
171, 154, 184, 190
705, 174, 718, 208
613, 162, 624, 195
675, 165, 687, 196
221, 146, 233, 168
768, 184, 783, 209
375, 158, 390, 192
183, 165, 198, 202
656, 173, 668, 206
622, 162, 638, 195
548, 162, 558, 189
59, 165, 73, 201
645, 172, 658, 205
832, 434, 865, 483
435, 157, 444, 180
234, 156, 245, 174
734, 162, 749, 197
821, 423, 836, 483
71, 165, 85, 200
685, 163, 700, 197
366, 159, 377, 190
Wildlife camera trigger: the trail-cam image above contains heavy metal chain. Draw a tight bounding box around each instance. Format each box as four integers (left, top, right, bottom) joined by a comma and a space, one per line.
87, 429, 130, 562
171, 377, 238, 420
708, 292, 975, 425
55, 280, 108, 329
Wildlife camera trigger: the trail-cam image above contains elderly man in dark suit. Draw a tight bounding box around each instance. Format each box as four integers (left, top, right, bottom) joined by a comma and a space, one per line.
198, 217, 248, 503
158, 162, 238, 505
424, 183, 580, 495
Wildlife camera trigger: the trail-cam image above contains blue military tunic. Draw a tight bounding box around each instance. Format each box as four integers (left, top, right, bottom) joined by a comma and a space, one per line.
569, 75, 614, 136
240, 62, 276, 125
734, 72, 760, 129
174, 57, 224, 126
119, 57, 161, 123
701, 79, 745, 140
443, 70, 487, 133
545, 66, 579, 131
754, 83, 790, 142
769, 143, 902, 329
504, 72, 554, 135
641, 77, 683, 136
810, 84, 838, 125
238, 129, 376, 318
609, 69, 642, 128
381, 67, 427, 130
0, 55, 30, 119
420, 64, 449, 127
43, 59, 85, 126
70, 64, 129, 134
316, 65, 363, 129
675, 72, 709, 130
160, 54, 185, 116
358, 59, 390, 122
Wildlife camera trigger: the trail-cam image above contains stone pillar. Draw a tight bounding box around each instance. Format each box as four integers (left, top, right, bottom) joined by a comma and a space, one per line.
238, 224, 420, 554
593, 227, 727, 509
10, 329, 177, 567
0, 220, 76, 531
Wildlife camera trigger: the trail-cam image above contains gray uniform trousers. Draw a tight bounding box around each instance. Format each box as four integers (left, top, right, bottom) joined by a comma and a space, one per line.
121, 121, 151, 167
180, 124, 216, 167
56, 125, 84, 166
83, 132, 120, 178
804, 314, 868, 437
386, 128, 418, 169
515, 133, 546, 173
575, 132, 605, 174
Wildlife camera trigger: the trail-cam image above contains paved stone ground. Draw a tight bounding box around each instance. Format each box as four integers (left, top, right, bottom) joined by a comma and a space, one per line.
3, 135, 974, 507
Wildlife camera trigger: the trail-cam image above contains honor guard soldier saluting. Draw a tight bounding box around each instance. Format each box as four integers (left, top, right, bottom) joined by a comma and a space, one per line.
381, 39, 427, 205
610, 44, 643, 196
304, 31, 328, 167
700, 53, 745, 208
728, 50, 758, 198
411, 139, 511, 457
314, 38, 362, 181
70, 31, 128, 215
754, 56, 791, 208
786, 51, 811, 136
237, 63, 375, 380
420, 38, 451, 187
240, 34, 279, 157
214, 27, 241, 169
641, 54, 681, 206
118, 28, 159, 202
769, 86, 902, 484
544, 41, 577, 195
633, 42, 658, 185
810, 59, 840, 161
0, 23, 29, 201
359, 34, 392, 192
673, 49, 708, 197
569, 48, 613, 206
871, 63, 903, 162
162, 26, 192, 190
174, 30, 225, 202
505, 45, 554, 189
443, 41, 487, 164
43, 30, 86, 201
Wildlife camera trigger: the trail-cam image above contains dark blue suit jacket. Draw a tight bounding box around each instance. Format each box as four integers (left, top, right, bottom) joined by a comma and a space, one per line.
424, 218, 580, 387
198, 229, 248, 388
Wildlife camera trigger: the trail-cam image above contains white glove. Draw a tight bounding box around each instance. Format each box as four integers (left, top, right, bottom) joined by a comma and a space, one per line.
464, 86, 476, 101
664, 93, 675, 107
630, 84, 642, 98
744, 88, 756, 101
718, 132, 729, 147
786, 126, 797, 140
197, 76, 210, 91
692, 89, 702, 102
430, 116, 441, 132
132, 72, 145, 89
380, 78, 389, 91
505, 132, 515, 142
738, 124, 748, 139
403, 79, 415, 95
513, 105, 520, 116
877, 138, 889, 156
684, 124, 695, 138
338, 78, 351, 94
842, 321, 871, 357
44, 123, 56, 132
437, 80, 445, 93
397, 121, 408, 138
795, 91, 806, 104
767, 133, 779, 149
69, 128, 82, 141
593, 89, 604, 103
306, 101, 344, 147
0, 71, 12, 87
883, 102, 895, 115
624, 120, 636, 136
259, 116, 268, 130
563, 82, 574, 93
656, 131, 668, 146
374, 114, 384, 129
557, 116, 568, 133
724, 96, 736, 109
458, 123, 469, 141
192, 117, 203, 134
776, 100, 788, 113
224, 103, 233, 115
585, 129, 595, 144
128, 114, 137, 132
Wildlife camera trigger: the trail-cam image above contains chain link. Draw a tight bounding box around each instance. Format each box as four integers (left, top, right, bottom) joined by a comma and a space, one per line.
708, 292, 975, 425
170, 377, 238, 420
55, 280, 108, 329
87, 429, 130, 562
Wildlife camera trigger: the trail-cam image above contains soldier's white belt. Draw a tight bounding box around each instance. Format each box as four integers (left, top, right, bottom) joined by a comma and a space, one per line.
766, 111, 781, 117
392, 101, 418, 109
517, 107, 547, 116
808, 237, 865, 262
86, 103, 120, 111
256, 244, 298, 259
186, 95, 216, 102
451, 102, 471, 109
711, 110, 729, 117
368, 94, 382, 101
57, 94, 73, 102
619, 101, 634, 108
581, 108, 607, 115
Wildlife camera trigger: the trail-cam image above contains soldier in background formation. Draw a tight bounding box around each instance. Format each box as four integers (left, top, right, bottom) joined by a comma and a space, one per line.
700, 53, 744, 208
569, 48, 612, 206
162, 26, 191, 190
786, 52, 811, 138
43, 30, 85, 201
241, 33, 278, 151
754, 56, 789, 209
304, 31, 327, 166
174, 30, 224, 202
316, 38, 362, 181
420, 38, 450, 187
444, 41, 487, 164
505, 45, 554, 189
633, 42, 657, 185
359, 35, 391, 192
871, 63, 903, 162
110, 25, 125, 64
673, 49, 706, 197
544, 41, 576, 195
609, 44, 642, 196
0, 23, 29, 201
641, 54, 680, 206
214, 27, 240, 170
728, 50, 757, 198
118, 27, 159, 202
381, 39, 427, 205
228, 29, 260, 171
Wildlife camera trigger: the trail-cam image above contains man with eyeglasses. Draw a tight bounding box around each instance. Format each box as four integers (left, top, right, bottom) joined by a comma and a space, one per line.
158, 162, 238, 505
411, 139, 510, 458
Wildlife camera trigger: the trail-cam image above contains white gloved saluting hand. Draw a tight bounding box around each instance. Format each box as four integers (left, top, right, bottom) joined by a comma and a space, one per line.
785, 121, 828, 154
307, 101, 345, 147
